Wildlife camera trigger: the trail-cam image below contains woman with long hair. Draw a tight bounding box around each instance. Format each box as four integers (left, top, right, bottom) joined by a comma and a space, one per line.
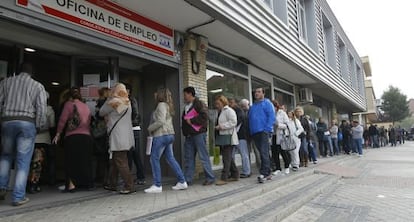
99, 83, 135, 194
287, 111, 304, 171
271, 100, 291, 175
53, 88, 94, 192
144, 88, 187, 193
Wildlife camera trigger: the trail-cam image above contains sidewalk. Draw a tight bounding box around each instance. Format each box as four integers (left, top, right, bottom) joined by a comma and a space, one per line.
0, 153, 349, 222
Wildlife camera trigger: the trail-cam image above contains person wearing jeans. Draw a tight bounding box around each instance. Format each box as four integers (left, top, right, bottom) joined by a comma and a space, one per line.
182, 87, 215, 185
249, 88, 275, 183
352, 120, 364, 156
0, 63, 47, 206
145, 88, 187, 193
229, 98, 251, 178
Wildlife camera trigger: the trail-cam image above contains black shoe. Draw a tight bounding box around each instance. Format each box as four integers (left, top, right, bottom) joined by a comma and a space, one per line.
135, 180, 146, 185
12, 197, 29, 206
61, 187, 76, 193
240, 174, 251, 178
0, 188, 6, 200
103, 185, 117, 192
292, 167, 299, 172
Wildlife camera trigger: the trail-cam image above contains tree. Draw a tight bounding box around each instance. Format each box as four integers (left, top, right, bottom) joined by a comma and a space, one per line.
381, 86, 410, 124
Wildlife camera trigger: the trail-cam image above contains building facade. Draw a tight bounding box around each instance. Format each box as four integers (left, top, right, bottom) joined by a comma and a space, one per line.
0, 0, 366, 175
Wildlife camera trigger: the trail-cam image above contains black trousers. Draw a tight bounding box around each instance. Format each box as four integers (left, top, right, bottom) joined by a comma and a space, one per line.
221, 145, 239, 180
271, 144, 291, 170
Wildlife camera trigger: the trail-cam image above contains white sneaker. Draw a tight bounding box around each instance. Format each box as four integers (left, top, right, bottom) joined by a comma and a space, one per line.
285, 168, 290, 174
172, 182, 188, 190
358, 154, 363, 157
144, 185, 162, 193
272, 170, 281, 176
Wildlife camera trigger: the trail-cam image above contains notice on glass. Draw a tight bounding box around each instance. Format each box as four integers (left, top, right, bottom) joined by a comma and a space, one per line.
83, 74, 100, 86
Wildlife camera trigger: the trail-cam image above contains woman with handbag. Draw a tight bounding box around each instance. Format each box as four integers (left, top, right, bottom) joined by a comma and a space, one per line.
214, 95, 239, 186
99, 83, 135, 194
53, 88, 94, 192
144, 88, 187, 193
287, 111, 304, 171
271, 100, 291, 175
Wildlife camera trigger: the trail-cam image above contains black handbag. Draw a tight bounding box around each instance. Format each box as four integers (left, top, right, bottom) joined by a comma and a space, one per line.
215, 134, 232, 146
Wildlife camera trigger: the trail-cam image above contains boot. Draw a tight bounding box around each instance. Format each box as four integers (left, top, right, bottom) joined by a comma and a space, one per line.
304, 156, 309, 167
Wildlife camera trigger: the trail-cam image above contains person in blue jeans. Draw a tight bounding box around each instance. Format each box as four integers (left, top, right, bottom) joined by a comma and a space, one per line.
182, 87, 215, 186
0, 63, 47, 206
249, 87, 275, 183
145, 88, 187, 193
351, 120, 364, 156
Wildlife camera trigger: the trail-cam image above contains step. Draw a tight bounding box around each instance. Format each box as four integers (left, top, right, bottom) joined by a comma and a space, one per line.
130, 170, 339, 222
195, 174, 338, 222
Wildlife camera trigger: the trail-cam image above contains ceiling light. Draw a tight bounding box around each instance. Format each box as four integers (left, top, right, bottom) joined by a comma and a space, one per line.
24, 47, 36, 52
51, 82, 60, 86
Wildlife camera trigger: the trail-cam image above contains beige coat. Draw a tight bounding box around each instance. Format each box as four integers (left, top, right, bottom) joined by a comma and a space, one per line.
217, 105, 239, 145
148, 102, 175, 137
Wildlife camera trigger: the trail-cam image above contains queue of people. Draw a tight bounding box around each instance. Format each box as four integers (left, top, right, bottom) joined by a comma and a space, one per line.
0, 66, 395, 207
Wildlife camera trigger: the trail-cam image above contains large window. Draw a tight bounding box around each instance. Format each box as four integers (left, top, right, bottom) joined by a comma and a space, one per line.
297, 0, 307, 42
338, 37, 348, 79
348, 54, 356, 88
261, 0, 288, 24
273, 78, 295, 111
322, 13, 336, 69
207, 68, 249, 108
251, 76, 272, 100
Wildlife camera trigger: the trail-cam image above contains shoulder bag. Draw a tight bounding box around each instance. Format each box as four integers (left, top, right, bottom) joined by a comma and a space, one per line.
280, 124, 296, 151
67, 104, 81, 132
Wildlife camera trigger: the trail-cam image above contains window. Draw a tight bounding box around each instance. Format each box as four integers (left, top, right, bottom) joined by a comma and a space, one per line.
348, 54, 356, 87
274, 90, 295, 111
296, 0, 318, 52
356, 65, 363, 93
260, 0, 288, 24
297, 0, 307, 42
207, 68, 249, 109
251, 76, 272, 99
338, 37, 348, 79
322, 13, 336, 69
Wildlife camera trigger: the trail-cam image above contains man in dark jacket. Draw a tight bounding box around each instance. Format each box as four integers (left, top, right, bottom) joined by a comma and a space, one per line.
340, 120, 352, 154
182, 87, 215, 185
229, 98, 251, 178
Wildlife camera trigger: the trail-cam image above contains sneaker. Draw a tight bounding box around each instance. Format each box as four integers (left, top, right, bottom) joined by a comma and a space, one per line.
272, 170, 281, 176
358, 154, 363, 157
119, 189, 136, 195
144, 185, 162, 193
240, 174, 251, 178
257, 175, 265, 183
313, 160, 318, 164
202, 180, 215, 186
285, 168, 290, 174
12, 197, 30, 206
0, 188, 6, 200
292, 167, 299, 171
172, 182, 188, 190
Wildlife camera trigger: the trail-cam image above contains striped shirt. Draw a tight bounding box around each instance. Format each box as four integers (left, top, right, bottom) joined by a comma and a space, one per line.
0, 73, 47, 128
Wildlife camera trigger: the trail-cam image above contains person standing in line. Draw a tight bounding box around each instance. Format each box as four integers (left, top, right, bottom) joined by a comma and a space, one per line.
271, 100, 291, 175
351, 120, 364, 157
99, 83, 135, 194
29, 92, 55, 193
249, 88, 275, 183
305, 115, 318, 164
287, 111, 304, 171
125, 84, 145, 185
182, 87, 215, 186
330, 121, 339, 155
294, 107, 309, 167
389, 125, 396, 147
215, 96, 239, 186
368, 124, 379, 148
340, 120, 352, 154
316, 118, 333, 157
229, 98, 251, 178
0, 63, 47, 206
240, 99, 261, 169
53, 88, 95, 192
145, 88, 187, 193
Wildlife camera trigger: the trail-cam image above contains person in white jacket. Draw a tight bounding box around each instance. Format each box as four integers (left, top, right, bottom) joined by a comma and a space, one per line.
271, 100, 291, 175
214, 95, 239, 185
287, 111, 304, 171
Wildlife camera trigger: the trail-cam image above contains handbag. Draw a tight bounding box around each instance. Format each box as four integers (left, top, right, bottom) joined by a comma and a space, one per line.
67, 104, 81, 132
280, 125, 296, 151
215, 134, 233, 146
91, 118, 107, 138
